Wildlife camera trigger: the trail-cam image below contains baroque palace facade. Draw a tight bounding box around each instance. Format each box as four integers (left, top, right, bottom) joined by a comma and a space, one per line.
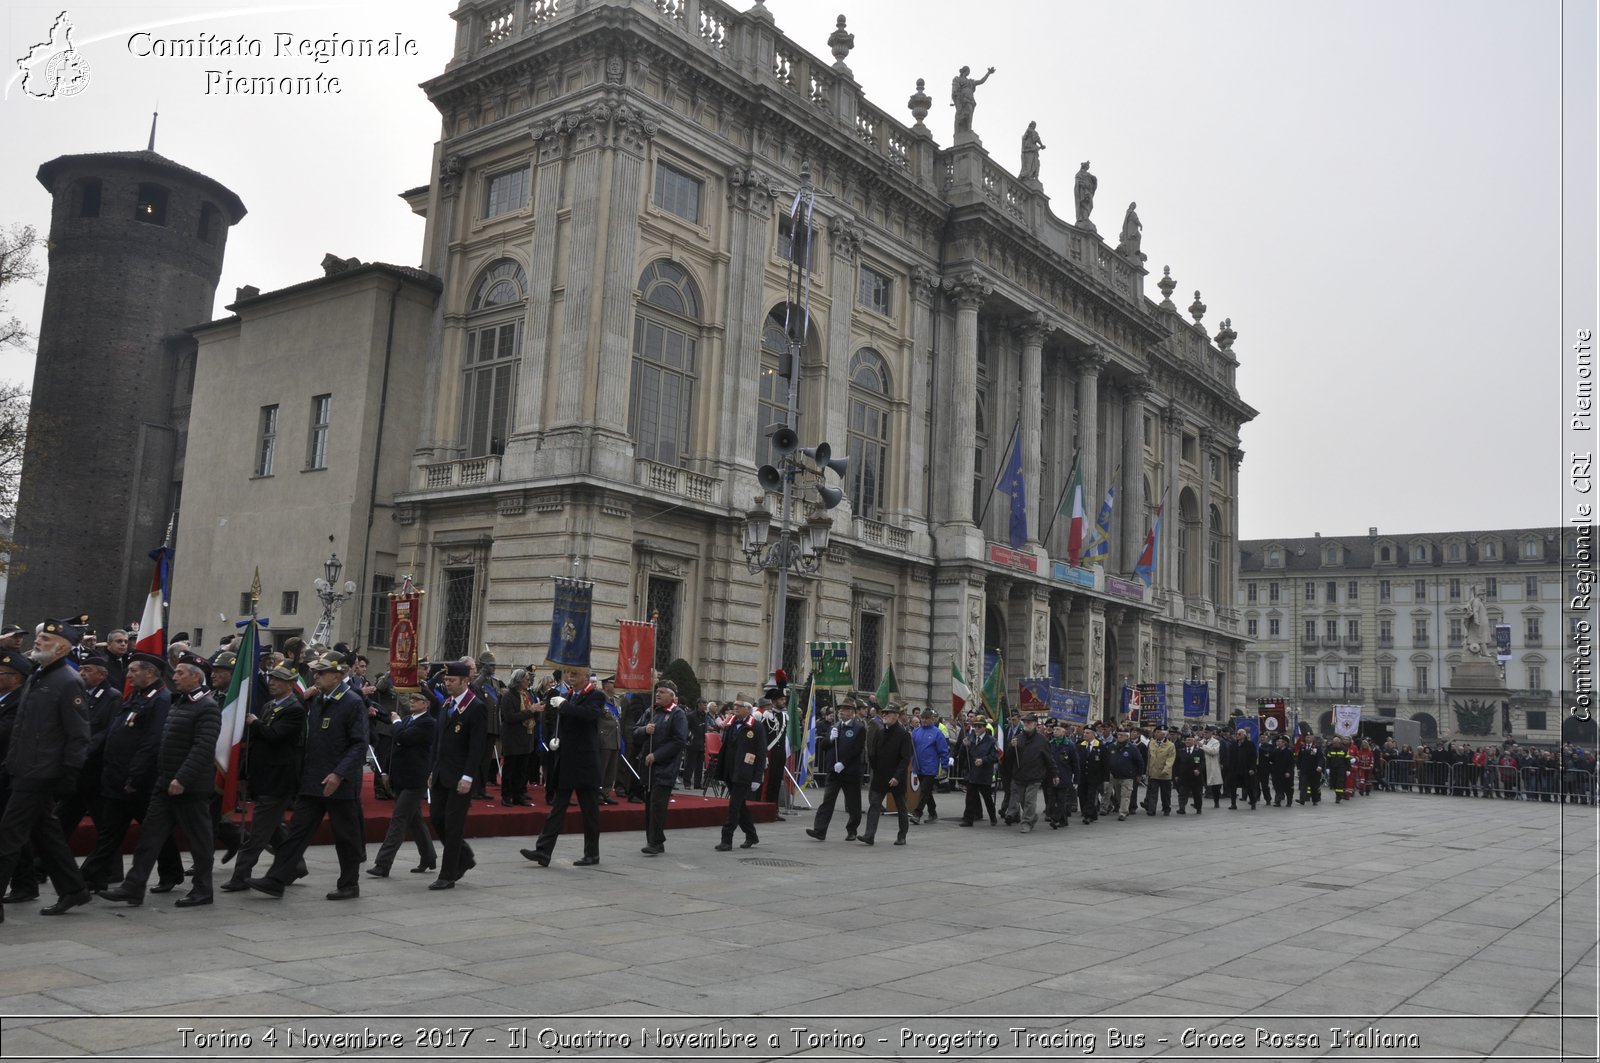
387, 0, 1256, 712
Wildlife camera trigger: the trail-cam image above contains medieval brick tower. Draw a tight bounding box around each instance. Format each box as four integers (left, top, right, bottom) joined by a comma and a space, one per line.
8, 150, 245, 632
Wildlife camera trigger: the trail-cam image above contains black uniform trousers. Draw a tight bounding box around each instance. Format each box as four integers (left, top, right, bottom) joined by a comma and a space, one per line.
374, 788, 435, 871
227, 793, 294, 883
428, 785, 475, 881
682, 744, 705, 790
81, 793, 178, 888
962, 782, 996, 824
1231, 773, 1260, 807
533, 784, 600, 860
121, 791, 213, 896
812, 772, 864, 837
1142, 778, 1173, 814
0, 791, 37, 894
644, 785, 674, 849
263, 796, 363, 889
0, 788, 86, 902
864, 783, 909, 841
720, 782, 758, 845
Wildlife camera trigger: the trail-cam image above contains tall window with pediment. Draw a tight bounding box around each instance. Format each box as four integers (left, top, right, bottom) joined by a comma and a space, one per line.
847, 349, 892, 521
630, 260, 701, 466
462, 259, 525, 458
1208, 504, 1224, 601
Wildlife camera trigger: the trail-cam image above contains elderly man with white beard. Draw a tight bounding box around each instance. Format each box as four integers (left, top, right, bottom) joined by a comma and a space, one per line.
0, 618, 92, 923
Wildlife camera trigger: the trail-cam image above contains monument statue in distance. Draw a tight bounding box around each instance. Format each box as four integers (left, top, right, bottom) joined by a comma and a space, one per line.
1463, 584, 1492, 658
1019, 121, 1045, 181
951, 65, 995, 137
1074, 161, 1097, 231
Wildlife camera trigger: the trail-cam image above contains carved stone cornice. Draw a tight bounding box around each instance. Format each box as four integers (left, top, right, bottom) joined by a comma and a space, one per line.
909, 265, 941, 305
728, 165, 775, 216
1229, 446, 1245, 469
1160, 406, 1186, 433
438, 153, 465, 195
828, 213, 864, 261
529, 96, 658, 156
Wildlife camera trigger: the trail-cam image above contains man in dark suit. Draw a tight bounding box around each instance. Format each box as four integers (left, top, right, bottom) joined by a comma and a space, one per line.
369, 689, 437, 877
635, 680, 690, 856
860, 704, 913, 847
521, 673, 605, 868
222, 666, 306, 890
244, 655, 367, 900
427, 661, 484, 889
807, 697, 867, 841
713, 699, 762, 851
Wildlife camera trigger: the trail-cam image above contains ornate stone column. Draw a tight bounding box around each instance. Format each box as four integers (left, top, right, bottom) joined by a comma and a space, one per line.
1027, 586, 1052, 677
1016, 314, 1047, 546
1229, 447, 1244, 592
717, 165, 775, 480
1121, 376, 1151, 571
1075, 346, 1107, 525
1160, 407, 1184, 595
824, 215, 864, 503
1198, 427, 1216, 603
1086, 599, 1108, 721
905, 267, 940, 527
943, 274, 989, 527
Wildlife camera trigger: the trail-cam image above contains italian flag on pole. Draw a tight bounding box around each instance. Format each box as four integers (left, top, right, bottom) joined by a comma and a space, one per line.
1064, 460, 1086, 566
951, 658, 970, 717
214, 616, 260, 818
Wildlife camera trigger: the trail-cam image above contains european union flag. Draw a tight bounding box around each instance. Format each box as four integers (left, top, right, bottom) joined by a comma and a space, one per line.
996, 435, 1028, 549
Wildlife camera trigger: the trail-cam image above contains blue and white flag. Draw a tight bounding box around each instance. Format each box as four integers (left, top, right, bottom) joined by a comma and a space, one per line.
1082, 487, 1116, 561
1183, 680, 1209, 719
546, 577, 594, 669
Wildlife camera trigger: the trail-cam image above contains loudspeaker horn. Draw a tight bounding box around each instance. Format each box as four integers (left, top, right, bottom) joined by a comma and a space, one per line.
822, 453, 850, 479
817, 483, 844, 510
767, 424, 799, 457
757, 464, 784, 494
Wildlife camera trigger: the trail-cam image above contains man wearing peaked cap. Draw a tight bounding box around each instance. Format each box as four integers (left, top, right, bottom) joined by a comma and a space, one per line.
0, 619, 92, 921
0, 626, 23, 653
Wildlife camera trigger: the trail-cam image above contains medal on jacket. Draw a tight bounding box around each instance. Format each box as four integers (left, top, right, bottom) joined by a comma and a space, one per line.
321, 716, 330, 729
454, 723, 462, 733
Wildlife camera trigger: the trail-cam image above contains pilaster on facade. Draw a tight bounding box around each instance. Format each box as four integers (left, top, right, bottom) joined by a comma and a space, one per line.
1015, 314, 1049, 547
1121, 375, 1152, 571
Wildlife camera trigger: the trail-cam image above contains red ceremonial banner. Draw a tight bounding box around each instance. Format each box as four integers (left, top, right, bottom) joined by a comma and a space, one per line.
388, 591, 420, 691
616, 619, 656, 691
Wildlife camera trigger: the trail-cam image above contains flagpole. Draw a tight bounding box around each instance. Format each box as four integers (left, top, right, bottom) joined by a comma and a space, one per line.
1039, 450, 1080, 545
973, 413, 1021, 532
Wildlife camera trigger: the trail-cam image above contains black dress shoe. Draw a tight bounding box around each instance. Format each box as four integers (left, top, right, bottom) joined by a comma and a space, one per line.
408, 862, 437, 874
459, 855, 476, 875
245, 878, 284, 898
520, 849, 551, 867
598, 796, 617, 806
365, 866, 390, 878
325, 886, 360, 901
2, 888, 39, 904
96, 887, 142, 906
174, 893, 212, 908
500, 798, 515, 807
858, 836, 875, 846
427, 878, 455, 890
893, 836, 907, 846
714, 842, 733, 852
845, 832, 857, 841
219, 879, 250, 892
805, 829, 825, 841
149, 879, 181, 895
573, 856, 600, 866
220, 843, 240, 865
739, 836, 759, 849
641, 845, 664, 856
40, 890, 92, 916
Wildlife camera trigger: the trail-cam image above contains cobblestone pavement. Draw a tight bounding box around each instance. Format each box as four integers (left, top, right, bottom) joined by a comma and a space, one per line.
0, 789, 1593, 1061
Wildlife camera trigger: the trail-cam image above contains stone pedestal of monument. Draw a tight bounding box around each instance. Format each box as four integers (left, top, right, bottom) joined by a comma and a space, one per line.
1443, 654, 1509, 741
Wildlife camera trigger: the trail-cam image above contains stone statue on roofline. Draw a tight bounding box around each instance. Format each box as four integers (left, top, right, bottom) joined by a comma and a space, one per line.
1019, 121, 1045, 182
951, 64, 995, 136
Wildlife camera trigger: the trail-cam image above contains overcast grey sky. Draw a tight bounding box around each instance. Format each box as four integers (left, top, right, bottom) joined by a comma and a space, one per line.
2, 0, 1587, 541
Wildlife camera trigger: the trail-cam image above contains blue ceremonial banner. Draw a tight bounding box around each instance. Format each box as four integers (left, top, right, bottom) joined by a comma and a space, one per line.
1235, 717, 1260, 743
1138, 682, 1168, 727
1019, 677, 1050, 714
1052, 688, 1090, 724
546, 577, 594, 669
1183, 680, 1209, 718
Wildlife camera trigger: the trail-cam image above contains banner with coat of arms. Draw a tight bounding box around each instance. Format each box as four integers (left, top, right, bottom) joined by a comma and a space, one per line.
1332, 702, 1362, 737
546, 577, 594, 669
387, 576, 421, 691
615, 619, 656, 691
808, 640, 852, 688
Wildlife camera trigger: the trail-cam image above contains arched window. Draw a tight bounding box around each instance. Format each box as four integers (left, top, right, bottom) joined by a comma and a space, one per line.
461, 258, 526, 458
631, 260, 701, 466
848, 349, 891, 520
1380, 545, 1392, 562
1208, 504, 1224, 601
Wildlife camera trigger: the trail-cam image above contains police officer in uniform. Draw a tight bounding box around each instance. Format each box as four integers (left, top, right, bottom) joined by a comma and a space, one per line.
806, 697, 866, 841
245, 655, 368, 900
713, 699, 763, 851
0, 618, 92, 921
222, 666, 307, 890
98, 651, 220, 908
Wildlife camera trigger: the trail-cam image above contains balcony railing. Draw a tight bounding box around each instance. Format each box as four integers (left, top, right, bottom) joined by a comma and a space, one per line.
1344, 635, 1363, 649
635, 459, 721, 505
855, 516, 909, 551
1414, 636, 1430, 648
1378, 636, 1395, 648
417, 455, 502, 490
1407, 688, 1434, 701
1524, 636, 1543, 647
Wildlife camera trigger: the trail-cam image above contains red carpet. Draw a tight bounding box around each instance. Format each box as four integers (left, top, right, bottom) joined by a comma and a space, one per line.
68, 776, 778, 855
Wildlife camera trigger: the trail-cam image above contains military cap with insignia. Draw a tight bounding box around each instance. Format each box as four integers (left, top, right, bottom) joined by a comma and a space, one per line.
442, 661, 471, 678
210, 651, 239, 670
81, 653, 111, 669
175, 651, 210, 671
40, 616, 87, 643
266, 665, 298, 682
0, 650, 34, 676
0, 623, 23, 638
307, 655, 343, 673
128, 651, 169, 673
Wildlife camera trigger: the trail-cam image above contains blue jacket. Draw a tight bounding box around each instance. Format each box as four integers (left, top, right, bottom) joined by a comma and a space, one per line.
911, 723, 950, 777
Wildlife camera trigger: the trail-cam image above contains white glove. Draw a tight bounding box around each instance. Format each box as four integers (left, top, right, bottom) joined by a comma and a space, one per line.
829, 726, 839, 741
750, 781, 761, 791
948, 757, 956, 766
833, 762, 844, 773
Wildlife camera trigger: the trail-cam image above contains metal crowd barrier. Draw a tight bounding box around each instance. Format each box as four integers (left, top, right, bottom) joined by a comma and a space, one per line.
1378, 761, 1594, 803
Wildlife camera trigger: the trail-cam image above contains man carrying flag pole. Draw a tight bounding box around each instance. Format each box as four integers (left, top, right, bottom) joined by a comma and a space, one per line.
214, 571, 263, 828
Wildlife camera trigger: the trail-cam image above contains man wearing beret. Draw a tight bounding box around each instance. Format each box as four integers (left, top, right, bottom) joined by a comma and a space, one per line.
222, 666, 307, 891
98, 651, 220, 908
0, 619, 93, 921
426, 660, 485, 888
246, 655, 368, 900
80, 653, 184, 892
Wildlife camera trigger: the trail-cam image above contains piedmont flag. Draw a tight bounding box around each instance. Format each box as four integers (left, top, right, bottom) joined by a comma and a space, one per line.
128, 545, 171, 696
214, 613, 262, 817
951, 658, 971, 716
1064, 461, 1086, 565
997, 434, 1028, 549
1135, 502, 1163, 587
1082, 487, 1116, 563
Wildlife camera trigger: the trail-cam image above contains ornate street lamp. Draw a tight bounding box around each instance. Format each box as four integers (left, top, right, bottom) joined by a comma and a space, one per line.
311, 551, 357, 647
